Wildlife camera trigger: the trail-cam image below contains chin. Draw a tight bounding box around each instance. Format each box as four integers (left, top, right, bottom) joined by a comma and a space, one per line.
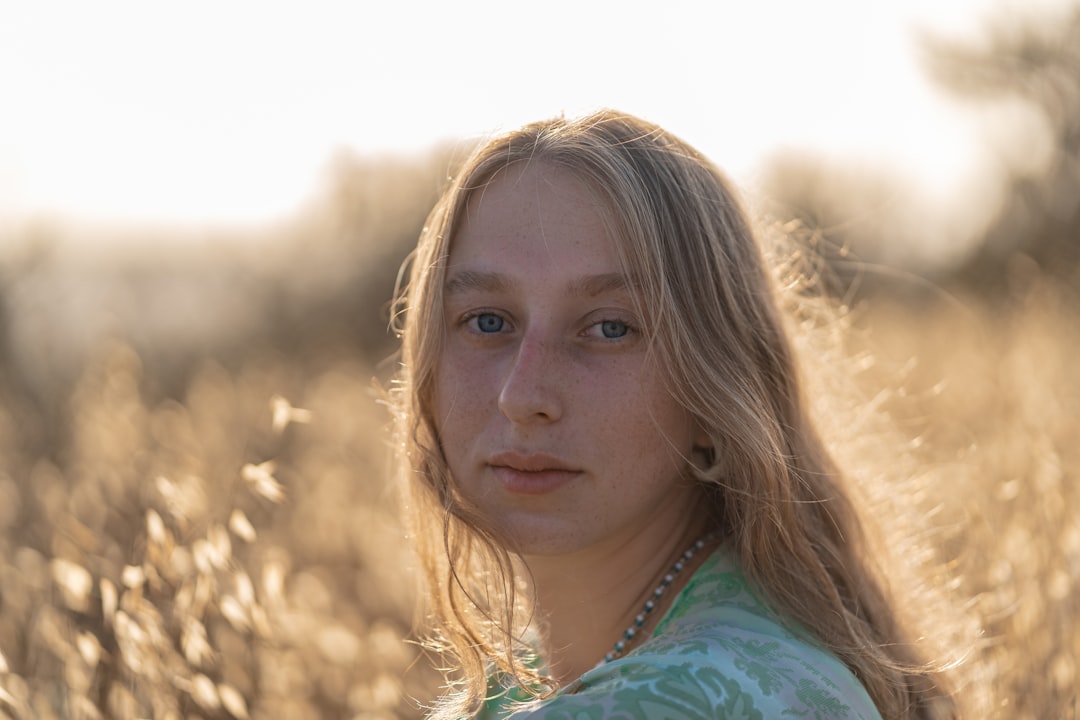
498, 522, 592, 559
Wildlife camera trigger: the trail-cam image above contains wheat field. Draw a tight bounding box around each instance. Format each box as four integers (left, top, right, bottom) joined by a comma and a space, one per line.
0, 162, 1076, 718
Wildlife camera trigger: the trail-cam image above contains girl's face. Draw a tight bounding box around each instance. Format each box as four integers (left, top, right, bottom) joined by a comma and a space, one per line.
432, 161, 705, 557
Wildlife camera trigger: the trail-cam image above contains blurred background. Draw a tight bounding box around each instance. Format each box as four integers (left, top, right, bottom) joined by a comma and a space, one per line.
0, 1, 1077, 717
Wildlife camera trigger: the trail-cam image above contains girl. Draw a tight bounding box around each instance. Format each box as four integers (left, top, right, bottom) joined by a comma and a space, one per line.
391, 110, 957, 719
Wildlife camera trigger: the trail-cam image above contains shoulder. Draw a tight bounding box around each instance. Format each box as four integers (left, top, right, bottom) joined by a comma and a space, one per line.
496, 549, 882, 720
504, 650, 880, 720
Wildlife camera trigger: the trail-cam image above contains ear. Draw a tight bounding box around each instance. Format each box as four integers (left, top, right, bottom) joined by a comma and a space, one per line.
693, 421, 711, 450
691, 422, 715, 467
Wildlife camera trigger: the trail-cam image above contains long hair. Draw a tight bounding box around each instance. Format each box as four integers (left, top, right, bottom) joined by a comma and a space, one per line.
391, 110, 960, 719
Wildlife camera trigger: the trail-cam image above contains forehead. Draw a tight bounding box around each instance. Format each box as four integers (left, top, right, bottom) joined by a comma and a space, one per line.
446, 161, 622, 276
461, 160, 607, 234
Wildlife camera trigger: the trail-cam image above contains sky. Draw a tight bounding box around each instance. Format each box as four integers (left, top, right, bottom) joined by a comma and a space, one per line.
0, 0, 1068, 233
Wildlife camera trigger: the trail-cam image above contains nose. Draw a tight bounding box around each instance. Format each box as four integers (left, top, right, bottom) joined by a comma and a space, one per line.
497, 334, 564, 424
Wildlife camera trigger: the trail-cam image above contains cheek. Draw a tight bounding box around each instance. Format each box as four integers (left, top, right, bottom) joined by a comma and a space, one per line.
432, 364, 463, 437
594, 373, 695, 464
432, 355, 490, 443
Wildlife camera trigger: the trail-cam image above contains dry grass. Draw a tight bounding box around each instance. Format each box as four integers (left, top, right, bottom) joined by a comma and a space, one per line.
0, 197, 1075, 716
0, 343, 440, 719
856, 280, 1079, 718
0, 282, 1074, 718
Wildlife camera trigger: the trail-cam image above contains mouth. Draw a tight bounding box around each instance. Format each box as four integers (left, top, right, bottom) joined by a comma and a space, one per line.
489, 451, 578, 473
488, 452, 581, 495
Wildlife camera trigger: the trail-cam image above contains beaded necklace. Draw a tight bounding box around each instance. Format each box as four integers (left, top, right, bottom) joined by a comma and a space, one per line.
601, 535, 713, 664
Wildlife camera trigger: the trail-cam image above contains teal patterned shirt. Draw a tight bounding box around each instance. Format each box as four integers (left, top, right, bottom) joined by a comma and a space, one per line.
477, 548, 882, 719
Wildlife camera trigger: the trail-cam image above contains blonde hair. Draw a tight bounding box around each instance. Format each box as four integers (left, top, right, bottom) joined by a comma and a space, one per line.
391, 110, 958, 719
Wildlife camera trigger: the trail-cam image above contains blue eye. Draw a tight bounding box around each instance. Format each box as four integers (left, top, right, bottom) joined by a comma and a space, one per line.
600, 320, 629, 339
474, 313, 504, 333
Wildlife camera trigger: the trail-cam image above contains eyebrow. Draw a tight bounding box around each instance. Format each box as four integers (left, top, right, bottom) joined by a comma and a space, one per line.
443, 270, 635, 298
443, 270, 511, 297
572, 272, 633, 296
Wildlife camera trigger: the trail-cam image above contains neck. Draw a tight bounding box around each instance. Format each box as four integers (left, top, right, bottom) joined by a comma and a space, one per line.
523, 506, 713, 685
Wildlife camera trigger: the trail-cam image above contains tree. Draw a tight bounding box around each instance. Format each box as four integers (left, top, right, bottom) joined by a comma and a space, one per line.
922, 3, 1080, 295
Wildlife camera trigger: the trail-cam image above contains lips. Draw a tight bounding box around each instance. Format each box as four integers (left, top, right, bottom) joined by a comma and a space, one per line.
488, 452, 581, 495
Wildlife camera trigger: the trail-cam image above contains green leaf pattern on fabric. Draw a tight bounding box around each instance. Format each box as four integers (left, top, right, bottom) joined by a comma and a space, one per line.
475, 550, 881, 719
